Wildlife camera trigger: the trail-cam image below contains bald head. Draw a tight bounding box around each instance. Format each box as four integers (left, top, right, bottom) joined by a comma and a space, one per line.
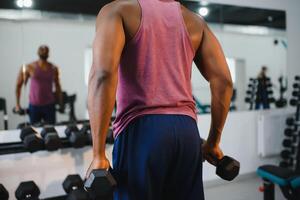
38, 45, 49, 60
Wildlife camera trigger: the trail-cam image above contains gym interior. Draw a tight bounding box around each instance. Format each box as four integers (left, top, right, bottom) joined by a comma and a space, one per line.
0, 0, 300, 199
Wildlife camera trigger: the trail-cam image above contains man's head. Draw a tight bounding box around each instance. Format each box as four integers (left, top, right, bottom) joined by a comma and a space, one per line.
262, 66, 268, 73
38, 45, 49, 60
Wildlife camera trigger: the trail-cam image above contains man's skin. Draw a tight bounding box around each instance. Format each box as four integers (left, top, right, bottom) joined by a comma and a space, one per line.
15, 46, 63, 111
86, 0, 233, 176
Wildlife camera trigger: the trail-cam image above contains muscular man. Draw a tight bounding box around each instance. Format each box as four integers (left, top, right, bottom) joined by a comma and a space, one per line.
86, 0, 233, 199
15, 45, 63, 125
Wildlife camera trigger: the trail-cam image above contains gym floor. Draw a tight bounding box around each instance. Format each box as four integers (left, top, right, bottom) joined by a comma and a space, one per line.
205, 176, 285, 200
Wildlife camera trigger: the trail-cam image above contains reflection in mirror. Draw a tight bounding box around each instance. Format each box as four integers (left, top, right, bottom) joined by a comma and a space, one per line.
0, 0, 287, 130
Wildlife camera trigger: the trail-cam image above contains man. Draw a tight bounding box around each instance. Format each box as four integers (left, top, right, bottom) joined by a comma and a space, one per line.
15, 45, 63, 125
256, 66, 270, 109
86, 0, 233, 199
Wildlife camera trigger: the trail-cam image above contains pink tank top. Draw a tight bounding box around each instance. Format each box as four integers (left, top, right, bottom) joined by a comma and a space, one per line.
29, 62, 55, 106
113, 0, 197, 137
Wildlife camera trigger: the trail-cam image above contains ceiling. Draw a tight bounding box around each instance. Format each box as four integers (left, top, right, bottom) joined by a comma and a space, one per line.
0, 0, 286, 30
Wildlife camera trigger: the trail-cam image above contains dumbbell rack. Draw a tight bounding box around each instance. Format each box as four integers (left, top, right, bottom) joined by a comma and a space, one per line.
0, 137, 91, 155
280, 76, 300, 170
245, 78, 257, 110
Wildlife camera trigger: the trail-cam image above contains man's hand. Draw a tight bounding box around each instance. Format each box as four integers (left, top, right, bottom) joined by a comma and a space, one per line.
14, 104, 21, 113
202, 141, 224, 166
85, 157, 111, 180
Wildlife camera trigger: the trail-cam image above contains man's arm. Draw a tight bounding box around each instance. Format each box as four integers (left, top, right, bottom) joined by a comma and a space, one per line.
87, 4, 125, 171
53, 67, 63, 108
15, 65, 30, 109
194, 21, 233, 161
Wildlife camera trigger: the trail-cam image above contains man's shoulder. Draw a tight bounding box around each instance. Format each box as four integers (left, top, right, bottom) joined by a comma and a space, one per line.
181, 4, 206, 28
99, 0, 137, 17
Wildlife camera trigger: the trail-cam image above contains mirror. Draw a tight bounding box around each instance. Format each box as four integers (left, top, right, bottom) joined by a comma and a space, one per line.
0, 0, 287, 130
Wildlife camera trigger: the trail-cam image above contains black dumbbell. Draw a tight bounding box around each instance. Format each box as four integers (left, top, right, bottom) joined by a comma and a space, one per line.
295, 76, 300, 81
40, 126, 62, 151
284, 128, 294, 137
15, 181, 40, 200
281, 150, 297, 159
65, 124, 87, 148
63, 174, 89, 200
245, 97, 254, 103
283, 139, 298, 147
0, 184, 9, 200
200, 137, 240, 180
246, 90, 254, 95
279, 160, 296, 168
84, 168, 117, 199
290, 99, 300, 106
20, 127, 44, 153
286, 118, 300, 126
292, 91, 300, 98
293, 83, 300, 89
275, 99, 287, 108
12, 107, 27, 115
267, 90, 274, 95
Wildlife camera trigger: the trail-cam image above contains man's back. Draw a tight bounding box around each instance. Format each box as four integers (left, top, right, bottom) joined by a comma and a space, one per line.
110, 0, 205, 136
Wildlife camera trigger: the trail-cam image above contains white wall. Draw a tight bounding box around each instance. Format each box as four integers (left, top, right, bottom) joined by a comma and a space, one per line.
0, 19, 94, 129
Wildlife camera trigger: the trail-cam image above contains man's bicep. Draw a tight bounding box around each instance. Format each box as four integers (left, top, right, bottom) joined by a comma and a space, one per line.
92, 6, 125, 73
194, 25, 230, 82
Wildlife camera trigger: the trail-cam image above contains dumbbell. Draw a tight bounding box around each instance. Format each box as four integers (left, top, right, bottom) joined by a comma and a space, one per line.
15, 181, 40, 200
295, 76, 300, 81
63, 174, 89, 200
284, 128, 299, 137
275, 99, 287, 108
290, 99, 300, 106
84, 168, 116, 199
283, 139, 298, 147
40, 126, 62, 151
279, 160, 296, 168
245, 97, 254, 103
267, 90, 274, 95
286, 117, 300, 126
281, 150, 297, 159
292, 91, 300, 98
207, 155, 240, 181
65, 124, 87, 148
246, 90, 254, 95
20, 127, 44, 153
0, 184, 9, 200
13, 107, 27, 115
293, 83, 300, 89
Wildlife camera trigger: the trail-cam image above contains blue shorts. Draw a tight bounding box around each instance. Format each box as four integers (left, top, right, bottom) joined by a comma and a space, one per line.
112, 114, 204, 200
28, 103, 56, 125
